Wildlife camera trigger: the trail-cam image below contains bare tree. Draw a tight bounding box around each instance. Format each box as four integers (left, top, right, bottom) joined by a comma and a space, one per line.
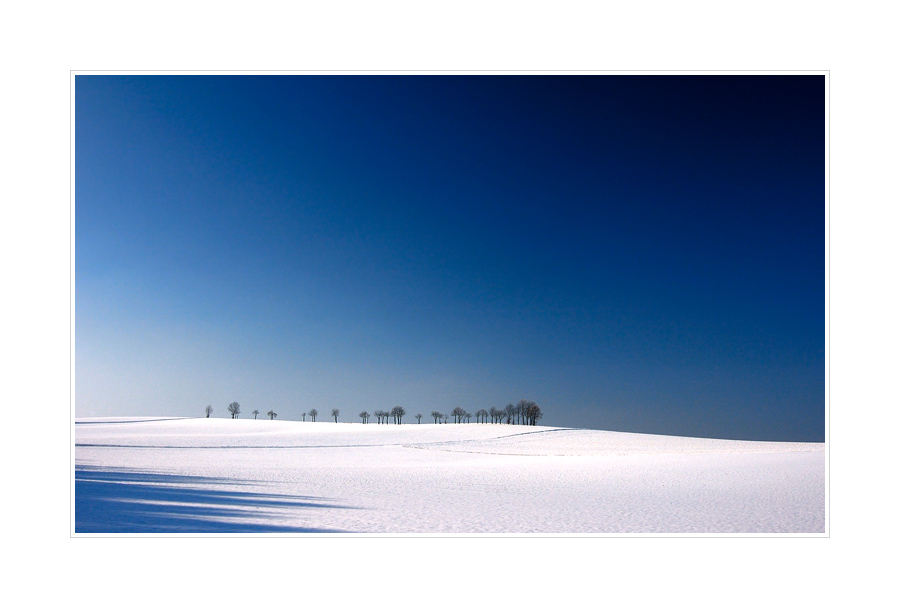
515, 400, 535, 425
205, 405, 213, 418
332, 408, 340, 423
517, 400, 534, 425
489, 406, 502, 423
526, 403, 542, 425
309, 409, 318, 422
415, 413, 422, 424
465, 412, 472, 423
227, 402, 241, 419
451, 406, 466, 423
267, 410, 276, 420
504, 403, 515, 424
302, 412, 306, 421
441, 414, 448, 424
390, 406, 406, 424
252, 409, 259, 419
359, 411, 369, 424
431, 411, 442, 423
476, 409, 488, 423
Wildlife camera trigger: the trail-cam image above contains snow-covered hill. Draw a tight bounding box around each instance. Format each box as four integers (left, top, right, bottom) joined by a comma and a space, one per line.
74, 417, 826, 534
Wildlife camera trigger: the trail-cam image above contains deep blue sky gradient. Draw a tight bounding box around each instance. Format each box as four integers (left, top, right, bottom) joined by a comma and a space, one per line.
75, 75, 825, 440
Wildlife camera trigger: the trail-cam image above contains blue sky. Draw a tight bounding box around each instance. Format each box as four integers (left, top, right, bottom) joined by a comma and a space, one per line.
75, 75, 825, 440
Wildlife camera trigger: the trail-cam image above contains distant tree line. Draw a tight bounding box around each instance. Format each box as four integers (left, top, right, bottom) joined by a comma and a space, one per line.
204, 399, 542, 426
435, 400, 542, 425
204, 402, 280, 420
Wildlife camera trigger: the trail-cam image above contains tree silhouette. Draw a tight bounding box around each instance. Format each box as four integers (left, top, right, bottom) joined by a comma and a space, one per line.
391, 406, 406, 424
514, 400, 534, 424
309, 409, 318, 422
526, 403, 542, 425
332, 408, 340, 423
205, 405, 213, 418
301, 412, 306, 422
451, 406, 466, 423
415, 413, 422, 424
431, 411, 442, 423
252, 409, 259, 419
516, 400, 532, 424
359, 411, 369, 424
227, 402, 241, 419
476, 409, 488, 423
267, 410, 276, 420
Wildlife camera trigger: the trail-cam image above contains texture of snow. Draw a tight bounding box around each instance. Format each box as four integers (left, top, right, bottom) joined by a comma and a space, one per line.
74, 417, 826, 534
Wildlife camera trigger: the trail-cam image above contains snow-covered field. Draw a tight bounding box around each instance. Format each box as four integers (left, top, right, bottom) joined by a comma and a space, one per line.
74, 417, 826, 534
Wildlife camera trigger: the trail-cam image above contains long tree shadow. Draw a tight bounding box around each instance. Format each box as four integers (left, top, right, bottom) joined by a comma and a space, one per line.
75, 465, 352, 533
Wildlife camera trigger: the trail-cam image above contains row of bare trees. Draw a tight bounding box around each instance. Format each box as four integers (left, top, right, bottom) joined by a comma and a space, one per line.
359, 406, 421, 424
202, 403, 242, 418
299, 408, 336, 422
434, 400, 543, 425
204, 403, 277, 420
205, 400, 542, 425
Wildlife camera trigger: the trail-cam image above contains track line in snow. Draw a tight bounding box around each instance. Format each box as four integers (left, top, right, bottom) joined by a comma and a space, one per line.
74, 428, 575, 451
75, 443, 404, 449
75, 418, 191, 425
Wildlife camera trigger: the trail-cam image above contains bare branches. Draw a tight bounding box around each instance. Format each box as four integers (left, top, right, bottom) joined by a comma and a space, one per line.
390, 406, 406, 424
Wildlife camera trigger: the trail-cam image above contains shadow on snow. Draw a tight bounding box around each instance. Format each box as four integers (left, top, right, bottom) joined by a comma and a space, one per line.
75, 465, 351, 533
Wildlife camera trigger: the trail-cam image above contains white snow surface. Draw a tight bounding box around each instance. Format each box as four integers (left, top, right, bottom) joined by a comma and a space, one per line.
74, 417, 826, 534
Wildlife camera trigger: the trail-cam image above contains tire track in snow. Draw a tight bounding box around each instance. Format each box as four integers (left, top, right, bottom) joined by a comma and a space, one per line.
75, 418, 190, 425
400, 427, 580, 453
75, 443, 405, 449
75, 429, 578, 451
